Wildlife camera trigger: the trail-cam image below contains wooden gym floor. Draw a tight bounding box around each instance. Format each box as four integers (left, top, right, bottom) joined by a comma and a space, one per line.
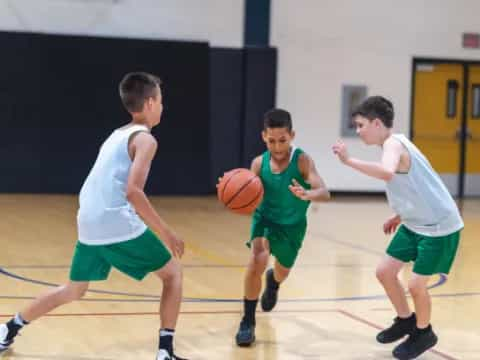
0, 194, 478, 359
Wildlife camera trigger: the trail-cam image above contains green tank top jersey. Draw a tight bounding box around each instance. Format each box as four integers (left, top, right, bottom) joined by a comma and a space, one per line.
255, 148, 311, 225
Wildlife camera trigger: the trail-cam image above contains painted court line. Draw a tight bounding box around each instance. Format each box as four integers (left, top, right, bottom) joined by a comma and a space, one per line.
0, 309, 338, 318
0, 266, 452, 303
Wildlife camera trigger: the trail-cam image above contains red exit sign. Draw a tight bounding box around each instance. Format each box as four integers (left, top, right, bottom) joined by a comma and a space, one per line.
463, 33, 480, 48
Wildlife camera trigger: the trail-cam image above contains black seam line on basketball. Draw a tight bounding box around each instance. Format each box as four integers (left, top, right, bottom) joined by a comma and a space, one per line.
225, 175, 257, 207
220, 169, 242, 204
222, 170, 255, 206
230, 186, 263, 210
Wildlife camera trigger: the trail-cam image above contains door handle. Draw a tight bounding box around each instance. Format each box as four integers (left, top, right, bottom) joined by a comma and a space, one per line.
456, 128, 473, 140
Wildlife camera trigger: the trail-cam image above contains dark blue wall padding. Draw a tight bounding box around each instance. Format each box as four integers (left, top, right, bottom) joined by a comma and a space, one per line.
209, 48, 243, 183
0, 31, 210, 194
241, 46, 277, 167
0, 32, 277, 195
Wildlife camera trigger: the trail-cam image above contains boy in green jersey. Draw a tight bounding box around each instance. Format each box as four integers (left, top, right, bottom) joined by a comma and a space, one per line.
235, 109, 330, 346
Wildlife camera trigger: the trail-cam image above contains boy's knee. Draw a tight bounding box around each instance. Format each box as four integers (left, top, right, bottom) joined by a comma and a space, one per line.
64, 284, 88, 301
408, 280, 427, 297
375, 264, 396, 282
159, 258, 182, 284
375, 265, 388, 282
252, 247, 268, 261
252, 249, 268, 265
246, 252, 268, 277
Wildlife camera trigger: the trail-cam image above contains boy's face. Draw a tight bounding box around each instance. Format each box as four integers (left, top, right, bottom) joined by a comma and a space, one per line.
262, 127, 295, 162
353, 115, 382, 145
145, 86, 163, 127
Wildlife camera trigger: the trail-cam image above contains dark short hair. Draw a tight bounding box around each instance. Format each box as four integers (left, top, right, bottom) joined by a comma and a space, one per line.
263, 108, 292, 131
352, 96, 394, 128
119, 72, 161, 113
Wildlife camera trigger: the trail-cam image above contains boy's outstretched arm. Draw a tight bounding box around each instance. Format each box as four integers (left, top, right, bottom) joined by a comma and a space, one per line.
332, 138, 403, 182
289, 153, 330, 202
126, 131, 184, 258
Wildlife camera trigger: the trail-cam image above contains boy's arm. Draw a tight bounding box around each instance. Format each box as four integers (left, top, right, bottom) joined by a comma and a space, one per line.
126, 132, 184, 258
332, 138, 403, 182
290, 153, 330, 202
384, 213, 401, 234
250, 155, 262, 176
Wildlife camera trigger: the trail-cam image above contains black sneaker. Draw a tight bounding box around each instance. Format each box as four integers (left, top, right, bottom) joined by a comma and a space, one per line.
261, 269, 279, 312
393, 326, 438, 360
0, 323, 18, 353
235, 319, 255, 347
376, 313, 416, 344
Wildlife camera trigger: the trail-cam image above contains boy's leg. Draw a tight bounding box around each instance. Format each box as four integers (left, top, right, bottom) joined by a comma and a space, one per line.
392, 230, 460, 358
153, 258, 183, 329
153, 257, 185, 360
376, 256, 411, 318
261, 220, 305, 312
1, 239, 112, 352
392, 274, 437, 360
236, 237, 269, 346
245, 237, 270, 299
21, 282, 90, 322
99, 229, 184, 359
408, 274, 431, 328
392, 229, 459, 359
375, 256, 416, 343
273, 260, 291, 283
261, 260, 290, 312
0, 281, 89, 352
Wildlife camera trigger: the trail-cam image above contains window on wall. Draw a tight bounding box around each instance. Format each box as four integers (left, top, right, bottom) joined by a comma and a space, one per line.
341, 85, 367, 137
472, 84, 480, 119
446, 80, 459, 118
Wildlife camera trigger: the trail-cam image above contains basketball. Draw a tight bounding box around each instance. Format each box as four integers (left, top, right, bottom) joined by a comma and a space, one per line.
217, 168, 264, 215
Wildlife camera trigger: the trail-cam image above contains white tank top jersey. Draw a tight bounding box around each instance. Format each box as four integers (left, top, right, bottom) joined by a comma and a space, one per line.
77, 124, 149, 245
385, 134, 464, 237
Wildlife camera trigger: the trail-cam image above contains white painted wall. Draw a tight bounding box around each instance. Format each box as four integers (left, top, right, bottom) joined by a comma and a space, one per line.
271, 0, 480, 191
0, 0, 244, 47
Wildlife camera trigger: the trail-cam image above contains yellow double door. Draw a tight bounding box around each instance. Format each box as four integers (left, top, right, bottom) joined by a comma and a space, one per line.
413, 62, 480, 197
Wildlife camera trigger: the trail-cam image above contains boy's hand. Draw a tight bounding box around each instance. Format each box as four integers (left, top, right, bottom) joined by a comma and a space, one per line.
332, 140, 350, 164
288, 179, 310, 201
165, 231, 185, 258
383, 215, 401, 235
216, 169, 234, 188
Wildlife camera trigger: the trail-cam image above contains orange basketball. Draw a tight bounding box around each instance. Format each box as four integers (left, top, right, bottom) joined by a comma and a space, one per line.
217, 168, 264, 215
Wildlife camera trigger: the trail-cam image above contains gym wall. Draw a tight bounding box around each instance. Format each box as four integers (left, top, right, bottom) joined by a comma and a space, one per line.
271, 0, 480, 191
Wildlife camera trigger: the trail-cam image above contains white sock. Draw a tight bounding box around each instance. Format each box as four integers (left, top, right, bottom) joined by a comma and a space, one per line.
160, 329, 175, 337
13, 313, 28, 326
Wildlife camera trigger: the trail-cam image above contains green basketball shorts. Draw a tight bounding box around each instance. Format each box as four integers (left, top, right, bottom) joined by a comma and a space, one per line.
248, 213, 307, 269
386, 225, 461, 275
70, 228, 172, 281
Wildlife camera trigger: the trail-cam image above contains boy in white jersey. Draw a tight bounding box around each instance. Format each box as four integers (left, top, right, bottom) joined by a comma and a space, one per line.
0, 72, 188, 360
333, 96, 463, 360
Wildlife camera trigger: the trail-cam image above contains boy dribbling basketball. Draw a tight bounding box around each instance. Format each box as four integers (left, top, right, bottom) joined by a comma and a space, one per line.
234, 108, 330, 346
